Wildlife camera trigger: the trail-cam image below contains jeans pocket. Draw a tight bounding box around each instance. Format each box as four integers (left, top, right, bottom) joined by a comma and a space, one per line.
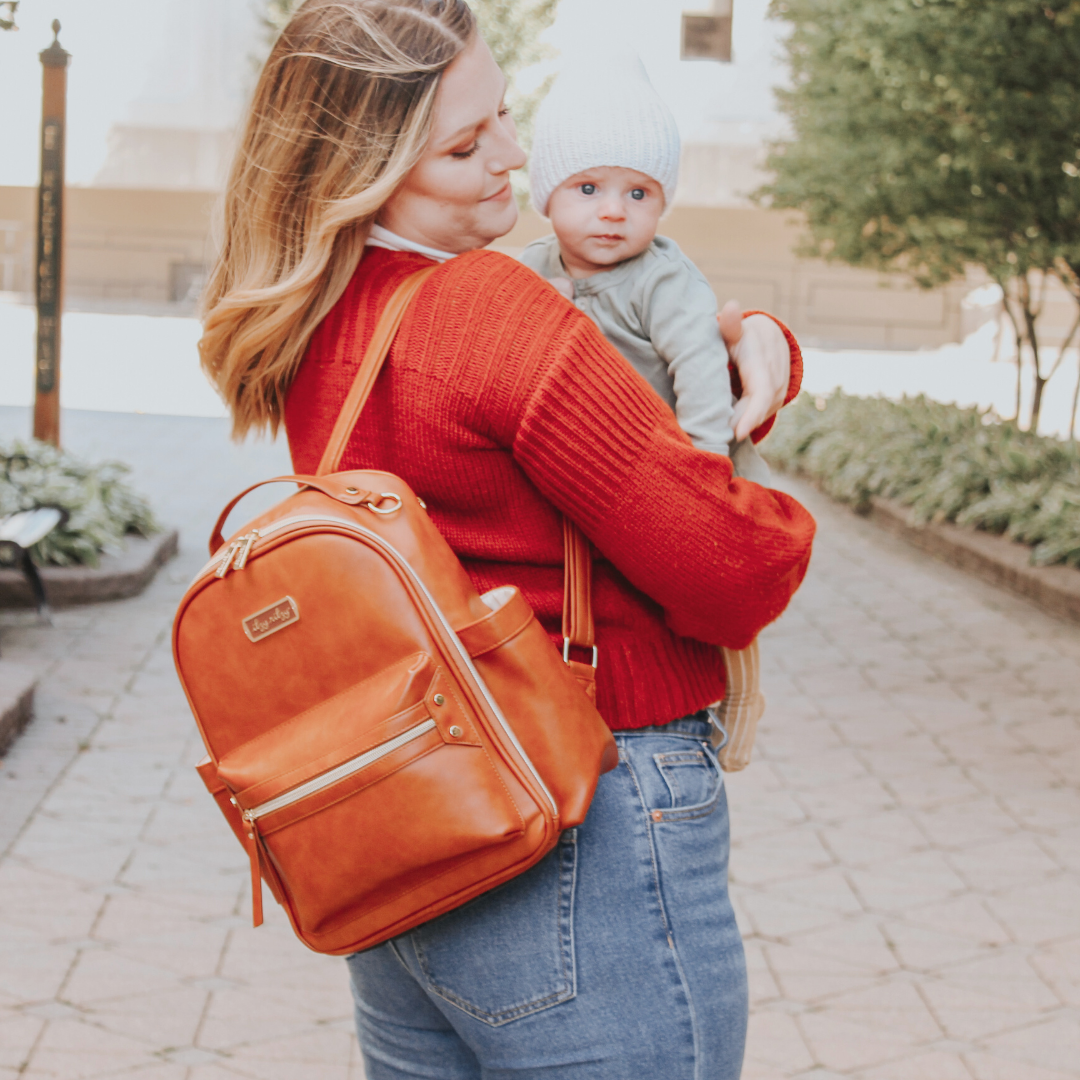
652, 745, 723, 822
408, 830, 577, 1026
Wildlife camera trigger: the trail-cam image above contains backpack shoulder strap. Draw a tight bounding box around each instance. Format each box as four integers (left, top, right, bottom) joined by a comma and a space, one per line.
562, 517, 594, 652
316, 265, 439, 476
317, 262, 596, 662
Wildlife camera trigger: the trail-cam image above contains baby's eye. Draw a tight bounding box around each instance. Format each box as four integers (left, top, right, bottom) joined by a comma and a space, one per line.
580, 183, 596, 195
631, 188, 646, 200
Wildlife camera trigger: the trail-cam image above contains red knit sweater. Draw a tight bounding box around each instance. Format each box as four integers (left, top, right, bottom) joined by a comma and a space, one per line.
285, 247, 815, 729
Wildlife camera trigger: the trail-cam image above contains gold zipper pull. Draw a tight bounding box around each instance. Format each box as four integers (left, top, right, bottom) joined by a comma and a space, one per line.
242, 817, 264, 927
214, 541, 240, 579
233, 530, 260, 572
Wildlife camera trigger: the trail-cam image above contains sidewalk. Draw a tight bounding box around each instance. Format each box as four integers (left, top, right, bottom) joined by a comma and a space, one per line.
735, 480, 1080, 1080
0, 408, 1078, 1078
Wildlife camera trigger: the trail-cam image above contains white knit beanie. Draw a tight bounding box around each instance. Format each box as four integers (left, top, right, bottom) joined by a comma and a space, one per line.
529, 54, 681, 217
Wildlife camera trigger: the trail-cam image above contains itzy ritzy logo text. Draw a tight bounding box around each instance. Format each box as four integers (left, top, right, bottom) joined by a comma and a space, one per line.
243, 596, 300, 643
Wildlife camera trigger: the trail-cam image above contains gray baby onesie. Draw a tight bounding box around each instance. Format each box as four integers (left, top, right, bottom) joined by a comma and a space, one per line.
519, 234, 770, 483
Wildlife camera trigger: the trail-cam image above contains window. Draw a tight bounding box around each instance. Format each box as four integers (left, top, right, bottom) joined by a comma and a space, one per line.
682, 1, 733, 62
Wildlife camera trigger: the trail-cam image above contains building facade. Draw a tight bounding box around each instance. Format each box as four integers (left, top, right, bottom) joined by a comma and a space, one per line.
8, 0, 1069, 348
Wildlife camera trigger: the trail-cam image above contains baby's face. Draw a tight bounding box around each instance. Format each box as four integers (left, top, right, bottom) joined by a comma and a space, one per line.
546, 167, 664, 277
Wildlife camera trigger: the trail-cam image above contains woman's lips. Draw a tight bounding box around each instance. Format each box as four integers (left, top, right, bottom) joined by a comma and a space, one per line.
482, 182, 512, 203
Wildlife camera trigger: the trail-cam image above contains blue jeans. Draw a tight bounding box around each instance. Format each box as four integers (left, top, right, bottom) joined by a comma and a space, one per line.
346, 715, 748, 1079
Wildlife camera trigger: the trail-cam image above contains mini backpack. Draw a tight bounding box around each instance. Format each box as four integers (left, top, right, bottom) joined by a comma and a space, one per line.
173, 267, 617, 955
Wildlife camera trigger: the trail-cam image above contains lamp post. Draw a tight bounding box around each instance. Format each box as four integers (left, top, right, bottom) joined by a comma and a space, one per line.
33, 20, 69, 448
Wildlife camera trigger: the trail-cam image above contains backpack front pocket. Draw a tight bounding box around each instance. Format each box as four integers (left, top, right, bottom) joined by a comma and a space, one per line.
218, 653, 526, 937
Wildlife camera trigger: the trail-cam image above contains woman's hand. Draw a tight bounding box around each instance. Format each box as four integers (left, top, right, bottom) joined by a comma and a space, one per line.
718, 301, 792, 442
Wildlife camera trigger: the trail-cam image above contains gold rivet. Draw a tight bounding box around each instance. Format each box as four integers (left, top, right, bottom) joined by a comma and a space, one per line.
433, 693, 445, 706
449, 725, 463, 739
345, 487, 359, 495
651, 811, 663, 822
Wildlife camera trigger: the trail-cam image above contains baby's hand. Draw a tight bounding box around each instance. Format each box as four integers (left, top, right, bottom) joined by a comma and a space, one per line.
549, 276, 575, 301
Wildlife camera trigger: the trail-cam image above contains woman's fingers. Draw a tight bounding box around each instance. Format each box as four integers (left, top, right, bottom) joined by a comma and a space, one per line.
718, 300, 743, 350
729, 314, 791, 442
549, 276, 575, 301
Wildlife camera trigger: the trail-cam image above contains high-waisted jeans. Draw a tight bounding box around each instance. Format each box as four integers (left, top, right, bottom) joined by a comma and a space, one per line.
346, 714, 748, 1079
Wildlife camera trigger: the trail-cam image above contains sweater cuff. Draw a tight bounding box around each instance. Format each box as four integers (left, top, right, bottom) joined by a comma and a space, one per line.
727, 311, 804, 444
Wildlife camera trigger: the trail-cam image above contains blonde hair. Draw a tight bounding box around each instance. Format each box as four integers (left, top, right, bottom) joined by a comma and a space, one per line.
199, 0, 475, 437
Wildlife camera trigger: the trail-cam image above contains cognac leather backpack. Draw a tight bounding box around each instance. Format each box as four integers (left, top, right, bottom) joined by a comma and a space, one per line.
173, 268, 617, 956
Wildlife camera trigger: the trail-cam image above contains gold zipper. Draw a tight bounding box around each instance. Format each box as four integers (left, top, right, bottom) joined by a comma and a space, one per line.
214, 530, 261, 579
239, 718, 437, 823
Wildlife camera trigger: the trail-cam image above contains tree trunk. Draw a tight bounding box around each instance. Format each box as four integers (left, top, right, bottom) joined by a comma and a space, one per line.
1053, 261, 1080, 443
1017, 273, 1048, 432
998, 278, 1025, 426
1070, 359, 1080, 442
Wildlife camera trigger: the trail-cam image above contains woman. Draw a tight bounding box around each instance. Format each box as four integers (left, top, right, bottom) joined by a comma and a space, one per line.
200, 2, 815, 1077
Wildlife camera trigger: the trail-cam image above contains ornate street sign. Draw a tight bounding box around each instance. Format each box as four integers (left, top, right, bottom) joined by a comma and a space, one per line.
36, 116, 63, 394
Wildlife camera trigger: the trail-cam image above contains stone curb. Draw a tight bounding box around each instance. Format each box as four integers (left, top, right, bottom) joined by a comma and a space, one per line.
0, 662, 35, 757
0, 528, 179, 608
865, 497, 1080, 625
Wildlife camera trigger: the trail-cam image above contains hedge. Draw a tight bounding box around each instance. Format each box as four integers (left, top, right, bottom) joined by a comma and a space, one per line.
0, 440, 157, 567
764, 393, 1080, 569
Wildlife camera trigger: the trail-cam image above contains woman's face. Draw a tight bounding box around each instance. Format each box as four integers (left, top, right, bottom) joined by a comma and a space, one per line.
377, 34, 526, 253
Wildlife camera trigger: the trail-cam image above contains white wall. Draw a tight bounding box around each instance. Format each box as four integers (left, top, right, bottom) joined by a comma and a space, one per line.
0, 0, 259, 187
534, 0, 788, 144
0, 0, 789, 189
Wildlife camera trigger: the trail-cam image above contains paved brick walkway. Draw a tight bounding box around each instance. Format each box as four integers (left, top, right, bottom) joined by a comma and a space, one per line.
1, 408, 1078, 1078
734, 481, 1080, 1080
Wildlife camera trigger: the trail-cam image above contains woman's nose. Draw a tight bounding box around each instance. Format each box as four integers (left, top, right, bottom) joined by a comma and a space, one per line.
490, 130, 527, 174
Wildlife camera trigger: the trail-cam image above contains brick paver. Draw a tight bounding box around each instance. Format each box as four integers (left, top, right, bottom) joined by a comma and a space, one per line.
735, 479, 1080, 1080
1, 407, 1078, 1078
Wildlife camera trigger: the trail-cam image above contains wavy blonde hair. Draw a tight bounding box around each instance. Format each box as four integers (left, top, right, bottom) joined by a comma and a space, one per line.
200, 0, 475, 437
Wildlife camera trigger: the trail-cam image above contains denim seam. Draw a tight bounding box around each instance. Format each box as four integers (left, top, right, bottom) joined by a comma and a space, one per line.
666, 931, 702, 1080
622, 743, 702, 1077
619, 749, 672, 936
651, 747, 723, 823
620, 730, 709, 740
411, 834, 578, 1026
655, 750, 709, 805
649, 791, 722, 823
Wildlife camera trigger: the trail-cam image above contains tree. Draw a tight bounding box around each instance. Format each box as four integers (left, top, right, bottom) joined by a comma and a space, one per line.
261, 0, 558, 198
760, 0, 1080, 435
468, 0, 557, 153
1, 2, 18, 32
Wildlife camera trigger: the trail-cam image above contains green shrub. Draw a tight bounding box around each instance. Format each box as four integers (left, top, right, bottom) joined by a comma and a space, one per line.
0, 440, 157, 568
765, 393, 1080, 569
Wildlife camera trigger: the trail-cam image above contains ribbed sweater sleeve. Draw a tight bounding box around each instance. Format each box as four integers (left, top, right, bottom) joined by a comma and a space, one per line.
508, 307, 815, 650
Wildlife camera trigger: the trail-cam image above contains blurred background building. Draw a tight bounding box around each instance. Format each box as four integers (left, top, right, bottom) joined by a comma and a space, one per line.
0, 0, 1073, 347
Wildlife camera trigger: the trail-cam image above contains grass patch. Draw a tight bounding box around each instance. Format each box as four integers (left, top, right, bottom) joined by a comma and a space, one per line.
1, 440, 157, 567
765, 392, 1080, 569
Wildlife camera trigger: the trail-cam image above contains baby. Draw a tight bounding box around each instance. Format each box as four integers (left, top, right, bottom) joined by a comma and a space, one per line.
520, 56, 767, 771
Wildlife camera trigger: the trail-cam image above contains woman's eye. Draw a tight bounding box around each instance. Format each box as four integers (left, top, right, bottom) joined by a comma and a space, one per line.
581, 183, 596, 195
631, 188, 646, 200
498, 107, 511, 118
451, 141, 481, 160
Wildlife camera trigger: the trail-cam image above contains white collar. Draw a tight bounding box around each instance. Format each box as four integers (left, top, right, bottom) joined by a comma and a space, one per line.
366, 224, 458, 263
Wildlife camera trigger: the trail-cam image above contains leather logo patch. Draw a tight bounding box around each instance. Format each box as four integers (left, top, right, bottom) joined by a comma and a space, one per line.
243, 596, 299, 643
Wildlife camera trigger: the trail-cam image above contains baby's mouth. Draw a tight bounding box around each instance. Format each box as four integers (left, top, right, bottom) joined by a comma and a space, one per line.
593, 234, 625, 242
